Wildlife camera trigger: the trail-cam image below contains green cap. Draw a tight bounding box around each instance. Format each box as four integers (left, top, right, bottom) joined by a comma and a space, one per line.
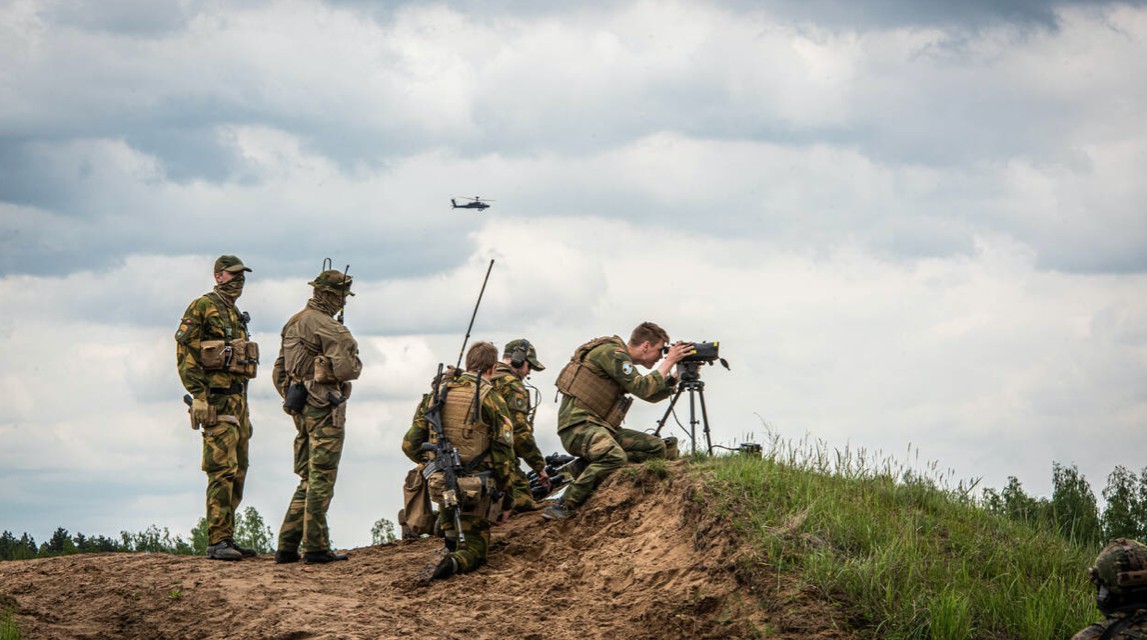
504, 338, 544, 371
308, 269, 355, 296
214, 255, 251, 274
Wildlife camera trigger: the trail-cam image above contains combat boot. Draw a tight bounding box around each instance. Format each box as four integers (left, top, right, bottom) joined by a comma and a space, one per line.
303, 550, 349, 564
226, 539, 257, 557
541, 500, 574, 521
206, 541, 243, 561
430, 555, 457, 581
274, 549, 300, 564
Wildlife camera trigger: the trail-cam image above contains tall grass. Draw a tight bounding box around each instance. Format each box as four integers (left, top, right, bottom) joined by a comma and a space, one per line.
697, 427, 1096, 639
0, 605, 19, 640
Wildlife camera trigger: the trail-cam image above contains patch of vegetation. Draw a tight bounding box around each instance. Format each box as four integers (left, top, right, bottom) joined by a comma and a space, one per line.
695, 429, 1097, 639
0, 599, 19, 640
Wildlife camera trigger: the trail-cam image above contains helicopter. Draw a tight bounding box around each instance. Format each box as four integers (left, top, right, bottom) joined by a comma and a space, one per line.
451, 196, 493, 211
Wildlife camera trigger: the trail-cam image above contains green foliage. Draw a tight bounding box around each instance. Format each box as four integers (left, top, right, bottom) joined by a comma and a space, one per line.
371, 518, 397, 546
233, 507, 275, 554
0, 593, 18, 640
0, 508, 284, 561
698, 429, 1096, 640
1051, 463, 1102, 546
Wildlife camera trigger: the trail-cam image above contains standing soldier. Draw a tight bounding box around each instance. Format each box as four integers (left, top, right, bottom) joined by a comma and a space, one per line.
490, 339, 550, 512
402, 342, 515, 581
1072, 538, 1147, 639
272, 268, 362, 565
175, 255, 259, 561
543, 322, 691, 521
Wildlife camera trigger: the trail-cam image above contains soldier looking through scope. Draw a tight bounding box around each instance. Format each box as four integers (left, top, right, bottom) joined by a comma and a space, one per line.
542, 321, 691, 521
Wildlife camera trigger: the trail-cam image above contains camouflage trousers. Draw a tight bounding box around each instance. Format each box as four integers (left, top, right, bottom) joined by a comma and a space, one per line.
277, 403, 345, 554
437, 507, 491, 574
509, 465, 535, 510
1072, 612, 1147, 639
558, 421, 666, 509
201, 393, 251, 545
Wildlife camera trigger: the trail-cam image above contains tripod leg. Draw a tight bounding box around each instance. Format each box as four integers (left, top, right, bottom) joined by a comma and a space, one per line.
687, 387, 699, 453
696, 383, 713, 454
654, 385, 685, 436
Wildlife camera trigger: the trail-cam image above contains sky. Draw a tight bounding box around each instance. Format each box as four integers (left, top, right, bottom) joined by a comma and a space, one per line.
1, 0, 1146, 550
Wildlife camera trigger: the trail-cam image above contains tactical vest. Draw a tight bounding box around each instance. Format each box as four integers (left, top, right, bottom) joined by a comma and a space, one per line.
434, 377, 493, 465
197, 293, 259, 379
555, 336, 632, 428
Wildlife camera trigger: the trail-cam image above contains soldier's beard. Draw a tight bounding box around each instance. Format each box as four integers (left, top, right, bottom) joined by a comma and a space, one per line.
215, 274, 245, 304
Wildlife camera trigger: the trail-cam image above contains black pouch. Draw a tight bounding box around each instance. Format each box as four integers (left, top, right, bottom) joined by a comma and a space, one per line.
283, 381, 307, 415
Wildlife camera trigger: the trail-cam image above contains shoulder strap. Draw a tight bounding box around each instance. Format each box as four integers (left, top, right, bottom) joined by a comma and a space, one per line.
1100, 611, 1147, 640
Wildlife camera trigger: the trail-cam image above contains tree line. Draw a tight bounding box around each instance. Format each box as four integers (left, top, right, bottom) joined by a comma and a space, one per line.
982, 462, 1147, 547
0, 507, 398, 562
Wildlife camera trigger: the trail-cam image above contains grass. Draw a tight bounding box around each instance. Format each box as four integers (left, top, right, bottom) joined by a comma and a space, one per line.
694, 428, 1096, 639
0, 606, 19, 640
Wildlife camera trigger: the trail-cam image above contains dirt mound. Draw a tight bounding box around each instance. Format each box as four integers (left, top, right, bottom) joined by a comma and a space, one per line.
0, 462, 856, 639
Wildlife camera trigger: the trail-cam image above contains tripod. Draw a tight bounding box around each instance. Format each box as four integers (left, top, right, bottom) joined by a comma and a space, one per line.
654, 364, 713, 454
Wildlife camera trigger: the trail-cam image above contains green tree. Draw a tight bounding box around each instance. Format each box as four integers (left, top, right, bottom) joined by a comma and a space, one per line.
234, 507, 275, 554
1051, 462, 1102, 546
190, 518, 209, 555
1101, 465, 1143, 540
371, 517, 396, 545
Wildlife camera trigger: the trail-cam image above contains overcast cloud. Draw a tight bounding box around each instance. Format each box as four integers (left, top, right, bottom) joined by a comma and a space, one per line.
1, 0, 1145, 549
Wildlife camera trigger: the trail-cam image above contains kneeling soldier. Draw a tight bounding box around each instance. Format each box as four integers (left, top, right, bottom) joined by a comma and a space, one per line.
402, 342, 515, 580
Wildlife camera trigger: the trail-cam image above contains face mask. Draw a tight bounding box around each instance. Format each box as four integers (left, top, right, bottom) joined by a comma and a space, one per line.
216, 273, 245, 301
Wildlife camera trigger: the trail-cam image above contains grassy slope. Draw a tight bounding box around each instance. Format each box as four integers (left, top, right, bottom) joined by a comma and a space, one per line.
693, 446, 1096, 639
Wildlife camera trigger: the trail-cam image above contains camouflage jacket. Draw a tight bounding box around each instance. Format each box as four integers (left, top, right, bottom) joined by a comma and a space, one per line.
557, 335, 674, 432
175, 290, 250, 398
1073, 610, 1147, 639
489, 362, 545, 473
402, 372, 516, 492
271, 305, 362, 407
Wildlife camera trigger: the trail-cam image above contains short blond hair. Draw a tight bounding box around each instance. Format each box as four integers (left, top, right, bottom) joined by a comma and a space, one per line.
629, 321, 669, 347
465, 341, 499, 372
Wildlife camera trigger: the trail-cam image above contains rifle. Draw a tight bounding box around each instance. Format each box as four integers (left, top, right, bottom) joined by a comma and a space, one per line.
528, 452, 586, 501
418, 259, 497, 544
419, 363, 467, 543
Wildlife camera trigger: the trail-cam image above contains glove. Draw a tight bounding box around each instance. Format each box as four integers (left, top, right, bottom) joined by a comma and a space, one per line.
190, 395, 217, 428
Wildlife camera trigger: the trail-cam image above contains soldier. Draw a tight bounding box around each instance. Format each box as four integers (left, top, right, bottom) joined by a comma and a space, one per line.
542, 322, 691, 521
1072, 538, 1147, 639
271, 269, 362, 565
402, 342, 515, 581
175, 255, 259, 561
490, 339, 550, 512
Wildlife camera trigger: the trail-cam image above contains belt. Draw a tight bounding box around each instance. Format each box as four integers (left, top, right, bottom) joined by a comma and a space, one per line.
209, 382, 245, 396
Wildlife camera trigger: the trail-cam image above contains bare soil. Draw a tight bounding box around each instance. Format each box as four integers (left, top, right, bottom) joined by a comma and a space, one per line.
0, 463, 859, 639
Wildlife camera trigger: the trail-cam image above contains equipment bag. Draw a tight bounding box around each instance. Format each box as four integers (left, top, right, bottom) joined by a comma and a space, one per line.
401, 465, 436, 536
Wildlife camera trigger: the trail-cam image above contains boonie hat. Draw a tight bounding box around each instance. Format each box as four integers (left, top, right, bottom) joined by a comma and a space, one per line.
309, 270, 355, 295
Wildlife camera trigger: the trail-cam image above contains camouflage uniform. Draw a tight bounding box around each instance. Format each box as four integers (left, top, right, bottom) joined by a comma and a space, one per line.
272, 271, 362, 556
402, 371, 515, 574
1072, 612, 1147, 640
489, 361, 546, 510
174, 256, 255, 548
556, 336, 673, 511
1075, 538, 1147, 639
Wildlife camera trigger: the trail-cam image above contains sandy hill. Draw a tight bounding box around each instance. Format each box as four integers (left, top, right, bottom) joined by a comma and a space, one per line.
0, 462, 857, 639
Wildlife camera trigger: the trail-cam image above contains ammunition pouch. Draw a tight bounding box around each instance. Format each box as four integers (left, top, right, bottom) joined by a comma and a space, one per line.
555, 360, 630, 429
427, 472, 500, 520
313, 355, 336, 383
200, 339, 259, 378
283, 381, 307, 415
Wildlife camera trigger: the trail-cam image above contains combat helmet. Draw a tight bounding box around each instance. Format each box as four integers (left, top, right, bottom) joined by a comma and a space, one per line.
1089, 538, 1147, 614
